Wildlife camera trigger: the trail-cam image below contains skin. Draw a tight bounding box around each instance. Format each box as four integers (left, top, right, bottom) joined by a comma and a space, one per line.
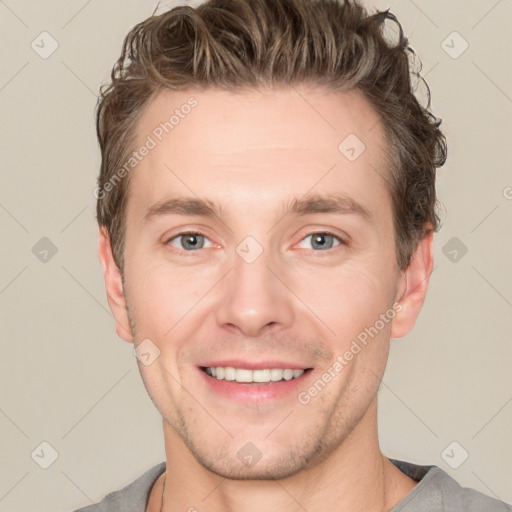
99, 85, 433, 512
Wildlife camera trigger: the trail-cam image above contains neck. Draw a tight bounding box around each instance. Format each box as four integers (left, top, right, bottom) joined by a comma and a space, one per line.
153, 399, 416, 512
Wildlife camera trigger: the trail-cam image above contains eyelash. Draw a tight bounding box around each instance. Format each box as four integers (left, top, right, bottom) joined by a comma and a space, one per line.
165, 230, 347, 255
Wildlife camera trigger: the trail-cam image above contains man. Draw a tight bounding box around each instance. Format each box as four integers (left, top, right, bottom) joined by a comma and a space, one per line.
76, 0, 511, 510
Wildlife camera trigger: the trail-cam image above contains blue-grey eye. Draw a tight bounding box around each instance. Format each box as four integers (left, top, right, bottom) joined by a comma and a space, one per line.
168, 232, 211, 251
298, 232, 342, 251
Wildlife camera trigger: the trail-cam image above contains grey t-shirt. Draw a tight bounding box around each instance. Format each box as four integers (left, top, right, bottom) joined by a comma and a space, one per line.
73, 458, 511, 512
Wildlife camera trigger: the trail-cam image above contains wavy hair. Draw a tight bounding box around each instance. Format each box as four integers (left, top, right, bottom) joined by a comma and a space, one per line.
96, 0, 447, 271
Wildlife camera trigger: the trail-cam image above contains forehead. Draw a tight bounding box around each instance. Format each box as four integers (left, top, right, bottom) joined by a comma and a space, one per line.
135, 85, 385, 154
128, 85, 391, 223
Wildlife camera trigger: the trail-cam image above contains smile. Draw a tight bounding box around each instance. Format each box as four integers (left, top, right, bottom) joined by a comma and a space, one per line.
203, 366, 306, 383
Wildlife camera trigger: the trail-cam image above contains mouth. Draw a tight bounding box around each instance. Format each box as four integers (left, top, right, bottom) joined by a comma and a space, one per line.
200, 366, 313, 384
196, 359, 315, 403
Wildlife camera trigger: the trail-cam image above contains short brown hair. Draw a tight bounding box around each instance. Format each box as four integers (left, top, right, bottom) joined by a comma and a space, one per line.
95, 0, 447, 272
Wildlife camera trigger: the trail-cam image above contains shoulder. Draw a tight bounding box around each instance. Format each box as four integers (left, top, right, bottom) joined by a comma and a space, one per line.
390, 459, 512, 512
71, 462, 166, 512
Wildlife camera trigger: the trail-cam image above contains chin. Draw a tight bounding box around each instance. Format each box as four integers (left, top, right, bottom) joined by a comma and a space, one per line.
181, 430, 328, 481
193, 451, 310, 481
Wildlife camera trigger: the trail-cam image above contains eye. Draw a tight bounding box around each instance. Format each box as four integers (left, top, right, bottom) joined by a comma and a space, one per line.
166, 232, 213, 251
165, 231, 345, 253
297, 232, 344, 251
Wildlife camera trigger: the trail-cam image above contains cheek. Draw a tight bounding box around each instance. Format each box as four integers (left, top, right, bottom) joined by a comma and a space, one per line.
125, 260, 217, 337
293, 260, 395, 339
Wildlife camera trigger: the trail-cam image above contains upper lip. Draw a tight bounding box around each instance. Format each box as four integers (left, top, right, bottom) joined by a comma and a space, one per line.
199, 360, 312, 370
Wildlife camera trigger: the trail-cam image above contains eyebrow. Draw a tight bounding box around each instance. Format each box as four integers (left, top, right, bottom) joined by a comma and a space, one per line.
142, 193, 374, 225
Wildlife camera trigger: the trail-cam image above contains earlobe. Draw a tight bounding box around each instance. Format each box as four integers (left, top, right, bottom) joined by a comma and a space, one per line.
391, 230, 434, 339
98, 227, 134, 343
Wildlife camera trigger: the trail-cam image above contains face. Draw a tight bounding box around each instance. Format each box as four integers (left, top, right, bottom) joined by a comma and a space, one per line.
100, 85, 432, 479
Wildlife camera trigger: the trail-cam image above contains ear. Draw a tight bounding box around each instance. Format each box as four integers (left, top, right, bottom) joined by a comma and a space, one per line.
98, 226, 134, 343
391, 229, 434, 339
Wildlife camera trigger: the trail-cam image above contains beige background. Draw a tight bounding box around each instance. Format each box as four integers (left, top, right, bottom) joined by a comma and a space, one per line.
0, 0, 511, 510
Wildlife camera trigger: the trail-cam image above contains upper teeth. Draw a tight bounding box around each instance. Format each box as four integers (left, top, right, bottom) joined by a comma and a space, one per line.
205, 367, 305, 383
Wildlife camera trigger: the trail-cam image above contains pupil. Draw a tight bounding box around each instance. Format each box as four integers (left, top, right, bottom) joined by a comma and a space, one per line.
313, 234, 332, 250
183, 234, 203, 250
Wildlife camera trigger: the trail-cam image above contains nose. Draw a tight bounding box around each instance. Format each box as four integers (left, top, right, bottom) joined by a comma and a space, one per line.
214, 247, 294, 337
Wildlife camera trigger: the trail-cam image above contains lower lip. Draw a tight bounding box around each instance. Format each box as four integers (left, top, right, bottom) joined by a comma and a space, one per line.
197, 367, 313, 403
